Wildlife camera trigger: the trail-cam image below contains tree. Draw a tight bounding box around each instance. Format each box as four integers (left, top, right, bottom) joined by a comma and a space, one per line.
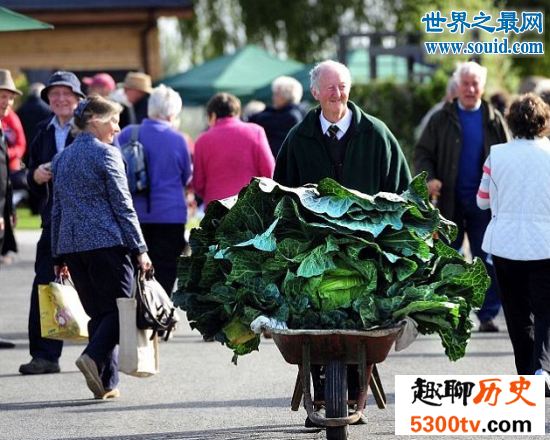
495, 0, 550, 77
178, 0, 386, 64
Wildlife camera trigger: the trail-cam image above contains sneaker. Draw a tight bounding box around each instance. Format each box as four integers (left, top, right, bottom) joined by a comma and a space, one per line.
19, 358, 61, 375
534, 369, 550, 397
95, 388, 120, 400
479, 319, 499, 332
76, 354, 106, 398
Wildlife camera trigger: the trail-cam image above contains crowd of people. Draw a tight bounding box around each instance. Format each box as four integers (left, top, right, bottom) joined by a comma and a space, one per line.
1, 57, 550, 408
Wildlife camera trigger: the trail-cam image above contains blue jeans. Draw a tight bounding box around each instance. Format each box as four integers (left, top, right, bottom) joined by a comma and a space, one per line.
451, 195, 501, 322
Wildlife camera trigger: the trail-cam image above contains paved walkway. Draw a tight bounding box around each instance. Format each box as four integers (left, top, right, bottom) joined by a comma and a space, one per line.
0, 230, 546, 440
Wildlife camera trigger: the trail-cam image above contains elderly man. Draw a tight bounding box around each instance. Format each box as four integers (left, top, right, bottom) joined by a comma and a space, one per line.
117, 71, 153, 128
414, 61, 510, 333
19, 71, 85, 374
0, 69, 21, 349
275, 60, 410, 194
274, 60, 411, 427
250, 75, 305, 158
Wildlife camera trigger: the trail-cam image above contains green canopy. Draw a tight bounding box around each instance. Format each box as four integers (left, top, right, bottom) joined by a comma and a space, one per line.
0, 6, 54, 32
159, 45, 304, 105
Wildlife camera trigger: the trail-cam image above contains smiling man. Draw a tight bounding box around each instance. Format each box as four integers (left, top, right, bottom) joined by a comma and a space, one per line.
414, 61, 510, 333
274, 60, 410, 194
273, 60, 411, 427
19, 71, 85, 375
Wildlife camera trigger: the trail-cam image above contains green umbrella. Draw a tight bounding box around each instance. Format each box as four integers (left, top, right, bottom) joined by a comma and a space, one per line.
0, 6, 54, 32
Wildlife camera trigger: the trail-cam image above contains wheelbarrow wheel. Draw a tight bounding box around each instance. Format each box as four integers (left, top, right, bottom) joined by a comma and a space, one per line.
325, 360, 348, 440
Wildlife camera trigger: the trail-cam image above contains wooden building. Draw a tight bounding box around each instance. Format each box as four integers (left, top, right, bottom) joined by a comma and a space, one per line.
0, 0, 193, 82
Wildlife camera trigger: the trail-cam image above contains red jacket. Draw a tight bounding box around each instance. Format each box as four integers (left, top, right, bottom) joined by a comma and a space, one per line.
2, 108, 26, 171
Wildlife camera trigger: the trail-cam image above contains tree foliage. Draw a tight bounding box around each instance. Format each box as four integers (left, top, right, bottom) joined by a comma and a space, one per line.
175, 0, 536, 89
496, 0, 550, 77
178, 0, 397, 64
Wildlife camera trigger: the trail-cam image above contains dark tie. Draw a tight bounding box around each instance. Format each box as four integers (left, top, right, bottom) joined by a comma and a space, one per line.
327, 124, 339, 140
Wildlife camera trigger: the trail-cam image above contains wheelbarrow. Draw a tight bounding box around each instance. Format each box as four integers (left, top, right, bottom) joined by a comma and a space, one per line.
271, 326, 404, 440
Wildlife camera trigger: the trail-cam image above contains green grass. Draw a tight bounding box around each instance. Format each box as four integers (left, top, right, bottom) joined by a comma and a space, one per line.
16, 207, 41, 230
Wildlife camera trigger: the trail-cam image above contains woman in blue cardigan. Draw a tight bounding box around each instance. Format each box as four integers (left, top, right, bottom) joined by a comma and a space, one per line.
51, 95, 152, 399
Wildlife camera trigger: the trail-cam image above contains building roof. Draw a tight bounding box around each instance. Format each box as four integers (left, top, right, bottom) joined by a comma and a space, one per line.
0, 0, 192, 11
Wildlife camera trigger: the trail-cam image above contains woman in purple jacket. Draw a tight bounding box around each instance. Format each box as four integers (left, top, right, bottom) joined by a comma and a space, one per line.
117, 85, 192, 295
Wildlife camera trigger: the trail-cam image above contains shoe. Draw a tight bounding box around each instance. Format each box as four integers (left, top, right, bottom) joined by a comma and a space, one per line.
348, 404, 368, 425
304, 406, 325, 428
0, 338, 15, 349
0, 252, 15, 265
479, 319, 499, 332
262, 329, 273, 339
535, 369, 550, 397
76, 354, 106, 398
95, 388, 120, 400
19, 358, 61, 375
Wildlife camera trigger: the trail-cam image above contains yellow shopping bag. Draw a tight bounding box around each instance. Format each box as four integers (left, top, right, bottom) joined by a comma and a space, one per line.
39, 279, 90, 342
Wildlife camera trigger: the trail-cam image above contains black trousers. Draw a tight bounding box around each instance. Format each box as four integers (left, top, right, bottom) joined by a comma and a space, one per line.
492, 256, 550, 374
29, 229, 63, 362
66, 246, 133, 391
140, 223, 186, 295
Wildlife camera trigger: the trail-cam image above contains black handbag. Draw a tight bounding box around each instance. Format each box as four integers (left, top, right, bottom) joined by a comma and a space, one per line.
133, 268, 179, 341
9, 168, 28, 190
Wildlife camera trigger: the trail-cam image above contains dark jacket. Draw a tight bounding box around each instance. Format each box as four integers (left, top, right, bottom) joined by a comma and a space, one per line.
0, 133, 12, 245
26, 117, 75, 229
274, 101, 412, 195
119, 96, 150, 129
413, 99, 510, 219
249, 103, 304, 158
16, 96, 51, 156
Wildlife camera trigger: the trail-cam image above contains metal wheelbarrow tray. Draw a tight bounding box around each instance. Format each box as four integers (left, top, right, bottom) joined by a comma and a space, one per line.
271, 326, 403, 440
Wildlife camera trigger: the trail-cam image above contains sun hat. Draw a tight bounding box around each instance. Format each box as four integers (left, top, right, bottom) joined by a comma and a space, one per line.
118, 72, 153, 94
41, 71, 86, 104
0, 69, 22, 95
82, 73, 116, 92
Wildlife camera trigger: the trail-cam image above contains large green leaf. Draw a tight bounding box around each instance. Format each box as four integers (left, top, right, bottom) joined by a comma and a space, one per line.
176, 175, 487, 363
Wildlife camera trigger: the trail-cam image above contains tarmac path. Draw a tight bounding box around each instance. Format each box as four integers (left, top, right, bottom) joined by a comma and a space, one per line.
0, 230, 547, 440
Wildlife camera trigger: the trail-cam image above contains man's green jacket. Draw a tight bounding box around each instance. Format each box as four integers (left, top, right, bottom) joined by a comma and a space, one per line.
273, 101, 412, 195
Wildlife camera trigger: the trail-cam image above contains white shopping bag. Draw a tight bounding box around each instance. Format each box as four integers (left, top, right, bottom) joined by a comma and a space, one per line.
117, 297, 159, 377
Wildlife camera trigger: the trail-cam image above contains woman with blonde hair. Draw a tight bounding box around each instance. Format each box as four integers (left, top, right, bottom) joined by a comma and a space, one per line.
51, 95, 151, 399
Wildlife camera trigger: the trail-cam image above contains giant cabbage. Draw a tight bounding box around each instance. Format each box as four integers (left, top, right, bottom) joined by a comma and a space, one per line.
174, 173, 489, 363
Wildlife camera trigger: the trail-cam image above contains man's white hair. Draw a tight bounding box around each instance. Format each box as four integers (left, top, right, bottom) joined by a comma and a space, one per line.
453, 61, 487, 89
310, 60, 352, 93
271, 76, 303, 104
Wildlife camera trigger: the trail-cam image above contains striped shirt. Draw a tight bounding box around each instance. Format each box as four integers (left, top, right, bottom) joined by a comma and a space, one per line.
476, 156, 491, 210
